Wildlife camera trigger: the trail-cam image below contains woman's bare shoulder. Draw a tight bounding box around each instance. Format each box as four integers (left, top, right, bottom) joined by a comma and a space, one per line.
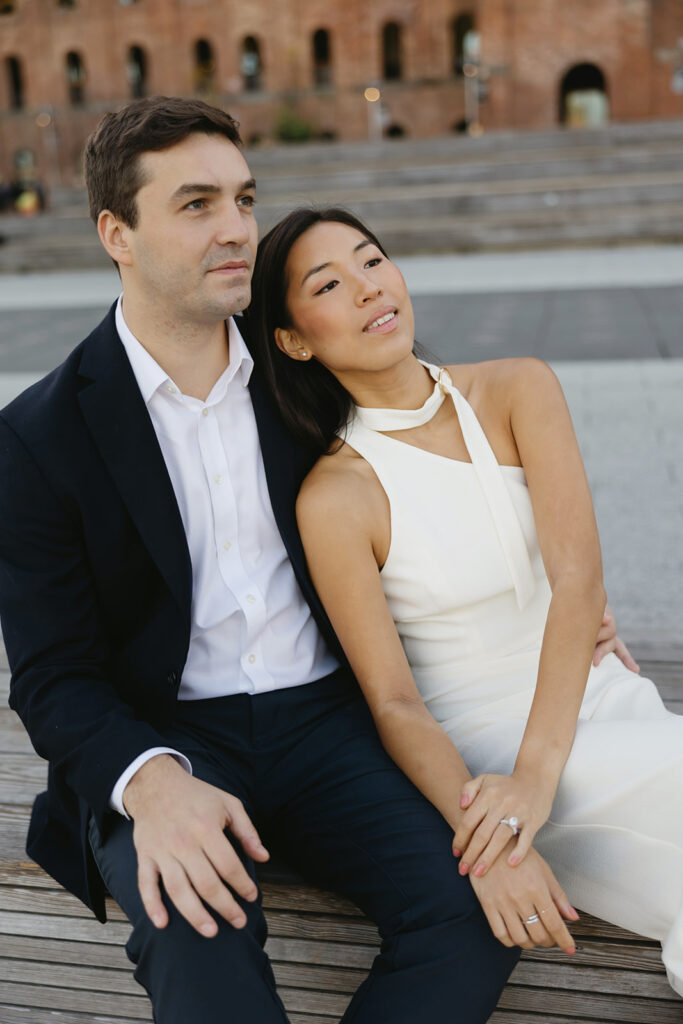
446, 357, 560, 406
297, 442, 380, 528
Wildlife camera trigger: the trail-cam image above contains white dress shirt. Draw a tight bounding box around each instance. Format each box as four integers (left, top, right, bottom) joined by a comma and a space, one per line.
110, 297, 337, 814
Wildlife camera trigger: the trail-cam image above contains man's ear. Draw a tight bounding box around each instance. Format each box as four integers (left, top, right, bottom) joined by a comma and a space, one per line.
97, 210, 134, 267
275, 327, 310, 361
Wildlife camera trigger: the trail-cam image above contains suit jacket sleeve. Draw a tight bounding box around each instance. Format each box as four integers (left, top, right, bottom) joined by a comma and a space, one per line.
0, 415, 172, 825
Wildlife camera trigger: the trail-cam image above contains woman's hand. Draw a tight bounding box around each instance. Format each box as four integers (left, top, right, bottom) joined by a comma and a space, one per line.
453, 771, 553, 877
593, 603, 640, 672
469, 841, 579, 954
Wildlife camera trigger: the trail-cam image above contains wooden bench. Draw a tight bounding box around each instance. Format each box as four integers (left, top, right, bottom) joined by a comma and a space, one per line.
2, 640, 683, 1024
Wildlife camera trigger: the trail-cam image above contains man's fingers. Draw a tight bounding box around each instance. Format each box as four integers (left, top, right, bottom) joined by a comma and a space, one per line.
615, 637, 640, 673
166, 853, 245, 935
224, 797, 270, 864
137, 856, 168, 929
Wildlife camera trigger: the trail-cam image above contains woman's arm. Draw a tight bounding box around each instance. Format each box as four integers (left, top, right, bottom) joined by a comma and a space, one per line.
296, 452, 577, 953
454, 358, 606, 877
296, 458, 473, 834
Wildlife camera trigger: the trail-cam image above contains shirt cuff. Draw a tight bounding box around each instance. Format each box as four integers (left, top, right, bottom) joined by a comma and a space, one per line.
110, 747, 193, 818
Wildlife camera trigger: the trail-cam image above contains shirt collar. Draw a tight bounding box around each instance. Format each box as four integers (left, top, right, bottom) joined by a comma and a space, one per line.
115, 295, 254, 406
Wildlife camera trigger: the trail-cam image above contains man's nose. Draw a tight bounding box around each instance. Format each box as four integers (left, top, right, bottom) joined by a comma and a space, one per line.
216, 202, 251, 247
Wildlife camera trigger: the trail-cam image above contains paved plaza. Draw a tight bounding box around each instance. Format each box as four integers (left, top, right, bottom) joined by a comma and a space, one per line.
1, 245, 681, 652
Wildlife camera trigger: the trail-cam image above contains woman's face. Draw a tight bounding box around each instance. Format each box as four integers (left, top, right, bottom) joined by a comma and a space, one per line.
277, 221, 415, 376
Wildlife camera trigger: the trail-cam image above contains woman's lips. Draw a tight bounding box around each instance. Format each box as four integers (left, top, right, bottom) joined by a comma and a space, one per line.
364, 308, 398, 333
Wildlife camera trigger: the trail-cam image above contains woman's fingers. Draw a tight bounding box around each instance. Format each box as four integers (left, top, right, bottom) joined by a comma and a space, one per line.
507, 828, 534, 867
614, 637, 640, 672
460, 775, 485, 810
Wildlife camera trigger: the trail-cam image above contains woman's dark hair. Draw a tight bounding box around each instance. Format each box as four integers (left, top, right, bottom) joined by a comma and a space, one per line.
246, 207, 390, 455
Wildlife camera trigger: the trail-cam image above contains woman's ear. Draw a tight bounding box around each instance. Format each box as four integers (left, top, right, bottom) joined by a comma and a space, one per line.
275, 327, 311, 361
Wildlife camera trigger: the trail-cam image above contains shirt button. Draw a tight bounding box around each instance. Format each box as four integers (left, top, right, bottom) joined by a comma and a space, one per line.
246, 594, 256, 604
247, 654, 256, 664
223, 540, 232, 551
214, 474, 222, 485
201, 408, 209, 417
165, 384, 177, 394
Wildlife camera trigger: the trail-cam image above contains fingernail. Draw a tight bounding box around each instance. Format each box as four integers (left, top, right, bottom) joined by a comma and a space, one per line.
565, 905, 580, 920
246, 888, 258, 902
152, 913, 165, 928
201, 922, 216, 937
459, 862, 470, 875
460, 795, 469, 808
231, 915, 246, 929
452, 847, 461, 857
564, 945, 576, 955
473, 864, 486, 878
508, 855, 519, 866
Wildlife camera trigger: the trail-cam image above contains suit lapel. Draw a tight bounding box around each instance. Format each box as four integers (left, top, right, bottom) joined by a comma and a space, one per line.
76, 308, 192, 613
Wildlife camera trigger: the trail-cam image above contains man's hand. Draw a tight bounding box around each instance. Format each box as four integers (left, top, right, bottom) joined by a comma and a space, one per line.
469, 841, 578, 954
122, 754, 269, 937
593, 603, 639, 671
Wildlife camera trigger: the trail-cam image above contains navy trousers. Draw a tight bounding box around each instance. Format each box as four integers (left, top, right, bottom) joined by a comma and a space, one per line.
90, 670, 519, 1023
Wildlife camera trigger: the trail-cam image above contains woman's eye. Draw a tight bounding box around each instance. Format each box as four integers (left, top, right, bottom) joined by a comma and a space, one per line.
365, 257, 382, 268
315, 280, 338, 295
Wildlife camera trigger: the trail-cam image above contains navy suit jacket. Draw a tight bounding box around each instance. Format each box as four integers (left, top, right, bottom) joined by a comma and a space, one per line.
0, 303, 344, 920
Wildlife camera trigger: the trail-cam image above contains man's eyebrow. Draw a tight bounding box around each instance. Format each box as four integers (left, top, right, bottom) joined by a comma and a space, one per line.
170, 178, 256, 204
301, 239, 374, 286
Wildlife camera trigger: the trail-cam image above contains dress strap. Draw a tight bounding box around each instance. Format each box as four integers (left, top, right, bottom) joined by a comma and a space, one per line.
421, 362, 536, 610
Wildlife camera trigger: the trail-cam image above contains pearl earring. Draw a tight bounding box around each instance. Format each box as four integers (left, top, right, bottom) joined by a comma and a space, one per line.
301, 351, 308, 359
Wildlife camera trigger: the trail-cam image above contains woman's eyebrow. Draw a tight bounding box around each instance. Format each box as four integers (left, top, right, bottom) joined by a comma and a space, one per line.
301, 239, 374, 286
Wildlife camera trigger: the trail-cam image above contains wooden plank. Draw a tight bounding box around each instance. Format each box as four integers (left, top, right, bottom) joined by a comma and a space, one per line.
508, 959, 673, 999
498, 984, 683, 1024
0, 983, 152, 1020
0, 711, 34, 755
0, 1008, 149, 1024
0, 910, 131, 945
0, 755, 46, 804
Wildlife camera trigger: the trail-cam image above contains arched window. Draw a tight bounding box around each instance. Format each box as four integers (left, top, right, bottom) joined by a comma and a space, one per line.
66, 51, 86, 105
560, 63, 609, 127
194, 39, 215, 93
312, 28, 332, 87
127, 45, 147, 98
382, 22, 403, 81
452, 13, 475, 75
241, 36, 262, 91
5, 55, 24, 109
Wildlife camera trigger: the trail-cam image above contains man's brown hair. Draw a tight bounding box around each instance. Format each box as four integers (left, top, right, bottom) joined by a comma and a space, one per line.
84, 95, 242, 228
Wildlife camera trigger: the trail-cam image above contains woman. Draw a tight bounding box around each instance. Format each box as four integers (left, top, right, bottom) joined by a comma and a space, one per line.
246, 207, 683, 993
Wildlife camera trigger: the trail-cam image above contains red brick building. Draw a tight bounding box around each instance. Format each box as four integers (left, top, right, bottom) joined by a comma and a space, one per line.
2, 0, 683, 186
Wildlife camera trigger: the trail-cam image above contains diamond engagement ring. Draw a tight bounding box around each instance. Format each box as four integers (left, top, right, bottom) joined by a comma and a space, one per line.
499, 816, 520, 835
524, 913, 540, 926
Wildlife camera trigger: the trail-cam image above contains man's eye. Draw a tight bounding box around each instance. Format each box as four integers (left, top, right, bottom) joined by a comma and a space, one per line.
315, 280, 338, 295
185, 199, 206, 211
238, 195, 256, 208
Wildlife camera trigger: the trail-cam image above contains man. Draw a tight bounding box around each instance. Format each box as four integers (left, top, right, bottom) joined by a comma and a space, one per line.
0, 96, 619, 1022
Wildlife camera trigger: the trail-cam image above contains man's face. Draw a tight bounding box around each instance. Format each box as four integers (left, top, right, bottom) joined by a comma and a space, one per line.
123, 133, 258, 325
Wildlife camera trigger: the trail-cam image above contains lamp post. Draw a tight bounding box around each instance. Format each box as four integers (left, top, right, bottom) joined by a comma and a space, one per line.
462, 29, 484, 136
364, 86, 383, 142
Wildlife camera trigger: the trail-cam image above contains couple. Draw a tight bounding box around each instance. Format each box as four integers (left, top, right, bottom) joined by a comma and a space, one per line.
0, 95, 679, 1023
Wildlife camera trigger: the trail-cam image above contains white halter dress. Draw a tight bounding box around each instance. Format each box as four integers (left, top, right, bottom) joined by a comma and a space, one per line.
342, 361, 683, 995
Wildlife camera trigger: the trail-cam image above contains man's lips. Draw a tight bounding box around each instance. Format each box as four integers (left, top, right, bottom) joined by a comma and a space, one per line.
208, 260, 249, 274
363, 307, 398, 332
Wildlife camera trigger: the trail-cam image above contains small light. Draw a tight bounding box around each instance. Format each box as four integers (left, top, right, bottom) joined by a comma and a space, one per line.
35, 111, 52, 128
364, 87, 381, 103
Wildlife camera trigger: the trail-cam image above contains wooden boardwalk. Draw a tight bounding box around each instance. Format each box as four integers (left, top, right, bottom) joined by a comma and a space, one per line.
1, 638, 682, 1024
